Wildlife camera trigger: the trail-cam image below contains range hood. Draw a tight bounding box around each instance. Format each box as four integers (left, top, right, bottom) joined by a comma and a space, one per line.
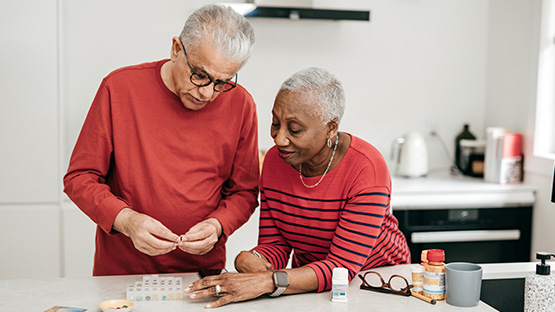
226, 0, 370, 21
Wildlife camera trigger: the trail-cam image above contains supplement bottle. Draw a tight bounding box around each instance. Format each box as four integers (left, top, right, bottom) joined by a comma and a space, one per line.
455, 124, 476, 173
423, 249, 446, 300
412, 249, 429, 294
331, 267, 349, 302
411, 264, 424, 294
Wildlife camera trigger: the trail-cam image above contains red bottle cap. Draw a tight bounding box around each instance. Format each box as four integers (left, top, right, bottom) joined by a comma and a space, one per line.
427, 249, 445, 262
502, 133, 522, 158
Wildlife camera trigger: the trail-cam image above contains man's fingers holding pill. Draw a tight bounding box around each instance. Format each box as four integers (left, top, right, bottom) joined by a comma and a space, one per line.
113, 208, 180, 256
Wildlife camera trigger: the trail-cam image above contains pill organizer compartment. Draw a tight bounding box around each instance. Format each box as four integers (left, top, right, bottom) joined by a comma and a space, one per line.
126, 275, 183, 301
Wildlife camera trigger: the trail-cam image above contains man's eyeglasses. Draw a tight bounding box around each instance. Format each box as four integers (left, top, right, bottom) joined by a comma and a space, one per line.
181, 42, 237, 93
358, 271, 413, 297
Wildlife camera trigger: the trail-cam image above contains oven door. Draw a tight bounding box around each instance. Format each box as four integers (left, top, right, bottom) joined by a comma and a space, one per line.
393, 207, 532, 263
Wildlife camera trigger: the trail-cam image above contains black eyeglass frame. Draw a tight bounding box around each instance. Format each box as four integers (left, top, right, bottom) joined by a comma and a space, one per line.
180, 42, 237, 93
358, 271, 413, 297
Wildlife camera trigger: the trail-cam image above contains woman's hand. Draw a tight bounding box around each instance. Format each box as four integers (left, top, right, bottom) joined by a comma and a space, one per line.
235, 250, 273, 273
185, 271, 274, 309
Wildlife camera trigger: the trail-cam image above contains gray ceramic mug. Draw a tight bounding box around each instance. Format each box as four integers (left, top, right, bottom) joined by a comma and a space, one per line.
445, 262, 483, 307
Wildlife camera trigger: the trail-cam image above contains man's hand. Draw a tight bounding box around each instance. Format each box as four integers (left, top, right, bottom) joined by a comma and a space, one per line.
178, 218, 222, 255
113, 208, 180, 256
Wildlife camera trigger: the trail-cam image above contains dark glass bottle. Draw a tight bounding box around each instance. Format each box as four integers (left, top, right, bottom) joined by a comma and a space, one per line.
552, 166, 555, 203
455, 124, 476, 173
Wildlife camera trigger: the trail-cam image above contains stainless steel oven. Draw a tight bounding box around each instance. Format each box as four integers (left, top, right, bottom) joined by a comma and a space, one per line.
393, 206, 533, 263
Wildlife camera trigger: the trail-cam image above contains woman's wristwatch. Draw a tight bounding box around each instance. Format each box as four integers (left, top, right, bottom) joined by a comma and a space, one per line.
269, 270, 289, 297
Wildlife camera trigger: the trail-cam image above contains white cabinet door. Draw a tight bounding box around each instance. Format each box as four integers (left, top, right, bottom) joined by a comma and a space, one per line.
0, 205, 60, 279
62, 202, 96, 277
0, 0, 59, 203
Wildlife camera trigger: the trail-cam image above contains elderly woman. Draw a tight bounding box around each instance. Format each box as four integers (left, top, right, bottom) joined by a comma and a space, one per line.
185, 67, 410, 308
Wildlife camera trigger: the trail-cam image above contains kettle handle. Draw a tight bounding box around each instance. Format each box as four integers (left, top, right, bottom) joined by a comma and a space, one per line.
391, 137, 405, 162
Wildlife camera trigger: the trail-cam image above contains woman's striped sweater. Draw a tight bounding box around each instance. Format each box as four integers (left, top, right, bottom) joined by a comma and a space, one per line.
253, 134, 410, 292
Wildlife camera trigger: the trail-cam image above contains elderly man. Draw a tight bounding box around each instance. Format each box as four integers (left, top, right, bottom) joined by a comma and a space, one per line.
64, 4, 259, 276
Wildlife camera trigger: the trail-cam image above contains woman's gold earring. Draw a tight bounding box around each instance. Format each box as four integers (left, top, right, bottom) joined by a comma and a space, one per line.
327, 138, 332, 148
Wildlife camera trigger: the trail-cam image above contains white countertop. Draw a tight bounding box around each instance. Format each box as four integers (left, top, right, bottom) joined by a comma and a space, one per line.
0, 264, 500, 312
391, 171, 536, 209
480, 261, 554, 280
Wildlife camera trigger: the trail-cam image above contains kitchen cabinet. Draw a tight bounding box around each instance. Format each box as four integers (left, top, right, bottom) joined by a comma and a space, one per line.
391, 172, 535, 264
0, 0, 59, 203
62, 202, 96, 277
0, 0, 62, 280
0, 205, 60, 279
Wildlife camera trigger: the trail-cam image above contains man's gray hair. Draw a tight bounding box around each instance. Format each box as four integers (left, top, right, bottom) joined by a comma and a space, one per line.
280, 67, 345, 125
179, 4, 255, 68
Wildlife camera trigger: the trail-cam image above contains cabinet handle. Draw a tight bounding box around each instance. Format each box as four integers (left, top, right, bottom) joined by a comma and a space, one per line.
411, 229, 521, 243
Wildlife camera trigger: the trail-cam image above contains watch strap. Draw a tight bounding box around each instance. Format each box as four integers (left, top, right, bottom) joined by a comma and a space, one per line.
269, 285, 286, 297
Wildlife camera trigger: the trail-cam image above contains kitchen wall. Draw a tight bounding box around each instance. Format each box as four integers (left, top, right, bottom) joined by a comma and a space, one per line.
1, 0, 552, 279
485, 0, 555, 257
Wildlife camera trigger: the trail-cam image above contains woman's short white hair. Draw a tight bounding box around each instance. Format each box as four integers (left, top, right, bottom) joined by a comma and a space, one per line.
179, 4, 255, 69
280, 67, 345, 125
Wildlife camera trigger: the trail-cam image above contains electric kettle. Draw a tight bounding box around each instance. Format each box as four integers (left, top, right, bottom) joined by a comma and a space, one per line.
391, 132, 429, 178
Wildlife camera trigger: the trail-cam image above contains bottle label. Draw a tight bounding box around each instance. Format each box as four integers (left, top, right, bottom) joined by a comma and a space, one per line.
412, 272, 423, 283
423, 271, 445, 286
423, 266, 445, 300
331, 283, 348, 302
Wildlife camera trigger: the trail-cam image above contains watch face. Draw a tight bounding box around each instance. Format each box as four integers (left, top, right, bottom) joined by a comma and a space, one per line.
273, 271, 289, 287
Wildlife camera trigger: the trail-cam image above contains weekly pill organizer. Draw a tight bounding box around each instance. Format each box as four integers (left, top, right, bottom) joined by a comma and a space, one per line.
126, 275, 184, 301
